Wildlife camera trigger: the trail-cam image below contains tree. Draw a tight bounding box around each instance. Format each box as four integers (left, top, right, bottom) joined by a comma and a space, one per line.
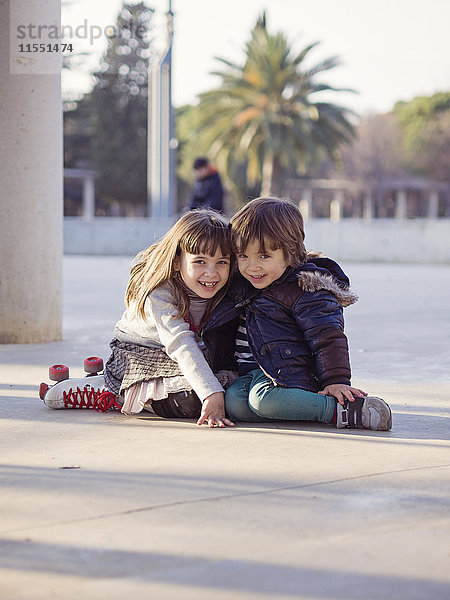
409, 111, 450, 181
64, 94, 95, 170
193, 14, 355, 199
89, 2, 153, 214
176, 103, 261, 213
175, 104, 208, 211
393, 92, 450, 181
340, 113, 404, 183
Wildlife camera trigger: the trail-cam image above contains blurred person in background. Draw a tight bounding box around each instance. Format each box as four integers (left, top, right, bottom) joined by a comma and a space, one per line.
189, 157, 224, 212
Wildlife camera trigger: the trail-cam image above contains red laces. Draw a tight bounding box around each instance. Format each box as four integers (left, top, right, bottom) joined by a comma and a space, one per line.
63, 387, 122, 412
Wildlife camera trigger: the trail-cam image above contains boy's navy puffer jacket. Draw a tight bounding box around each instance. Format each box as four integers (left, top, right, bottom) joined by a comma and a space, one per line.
202, 257, 358, 392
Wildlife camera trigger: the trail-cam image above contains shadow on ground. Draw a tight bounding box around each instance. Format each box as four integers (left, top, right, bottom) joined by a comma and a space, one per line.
0, 538, 447, 599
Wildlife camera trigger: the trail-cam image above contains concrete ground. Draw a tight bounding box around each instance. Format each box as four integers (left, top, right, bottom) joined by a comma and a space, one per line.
1, 257, 449, 600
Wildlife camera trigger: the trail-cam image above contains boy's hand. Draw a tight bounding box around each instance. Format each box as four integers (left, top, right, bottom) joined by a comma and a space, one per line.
319, 384, 367, 406
215, 369, 239, 388
197, 392, 235, 428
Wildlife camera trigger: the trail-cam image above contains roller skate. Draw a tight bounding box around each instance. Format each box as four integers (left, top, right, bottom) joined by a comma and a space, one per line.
39, 357, 122, 413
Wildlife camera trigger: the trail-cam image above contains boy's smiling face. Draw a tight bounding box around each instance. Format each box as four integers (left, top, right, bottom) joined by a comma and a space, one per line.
236, 238, 288, 289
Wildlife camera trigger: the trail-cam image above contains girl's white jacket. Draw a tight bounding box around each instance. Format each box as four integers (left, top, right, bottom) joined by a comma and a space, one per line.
113, 285, 223, 402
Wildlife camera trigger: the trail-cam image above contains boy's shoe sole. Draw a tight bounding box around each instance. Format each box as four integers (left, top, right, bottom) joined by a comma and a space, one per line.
337, 396, 392, 431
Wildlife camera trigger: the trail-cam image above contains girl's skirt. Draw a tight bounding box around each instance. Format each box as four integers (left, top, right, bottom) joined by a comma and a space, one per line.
104, 339, 196, 415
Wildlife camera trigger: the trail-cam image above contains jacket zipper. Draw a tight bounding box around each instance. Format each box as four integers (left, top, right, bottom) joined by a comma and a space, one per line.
202, 300, 245, 332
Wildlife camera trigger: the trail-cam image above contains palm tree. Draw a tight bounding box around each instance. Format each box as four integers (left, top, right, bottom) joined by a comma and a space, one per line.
195, 14, 356, 197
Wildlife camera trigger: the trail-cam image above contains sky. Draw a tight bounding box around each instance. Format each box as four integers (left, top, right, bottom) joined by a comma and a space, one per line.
61, 0, 450, 115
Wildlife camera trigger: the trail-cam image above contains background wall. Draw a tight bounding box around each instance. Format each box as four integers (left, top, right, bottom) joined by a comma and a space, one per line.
64, 218, 450, 263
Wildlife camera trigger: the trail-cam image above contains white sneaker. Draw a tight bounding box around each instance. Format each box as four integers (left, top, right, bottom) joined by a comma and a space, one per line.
336, 396, 392, 430
39, 375, 122, 412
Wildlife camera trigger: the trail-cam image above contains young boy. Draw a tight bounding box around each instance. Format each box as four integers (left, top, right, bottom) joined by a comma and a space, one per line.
202, 197, 392, 430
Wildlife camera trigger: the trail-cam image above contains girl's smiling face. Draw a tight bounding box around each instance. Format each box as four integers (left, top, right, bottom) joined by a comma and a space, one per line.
236, 238, 288, 289
175, 249, 230, 298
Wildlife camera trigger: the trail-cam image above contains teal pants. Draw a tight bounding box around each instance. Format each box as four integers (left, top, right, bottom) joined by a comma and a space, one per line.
225, 369, 336, 423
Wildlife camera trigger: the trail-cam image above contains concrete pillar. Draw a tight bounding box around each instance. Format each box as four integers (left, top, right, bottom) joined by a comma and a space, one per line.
330, 190, 343, 222
352, 196, 361, 218
363, 192, 373, 220
82, 176, 95, 220
299, 188, 313, 221
0, 0, 62, 342
395, 189, 407, 219
148, 8, 175, 218
427, 190, 439, 218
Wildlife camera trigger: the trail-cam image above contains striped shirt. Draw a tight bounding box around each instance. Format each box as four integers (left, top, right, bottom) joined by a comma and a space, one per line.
235, 314, 258, 375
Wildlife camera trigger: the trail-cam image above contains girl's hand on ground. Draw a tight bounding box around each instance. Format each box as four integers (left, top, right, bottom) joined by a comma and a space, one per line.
318, 384, 367, 406
197, 392, 235, 428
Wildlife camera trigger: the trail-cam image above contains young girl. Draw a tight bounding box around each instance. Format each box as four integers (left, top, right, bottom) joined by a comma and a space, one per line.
201, 198, 392, 430
40, 210, 235, 428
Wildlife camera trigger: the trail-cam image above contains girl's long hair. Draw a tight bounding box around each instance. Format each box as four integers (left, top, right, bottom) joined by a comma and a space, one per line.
125, 209, 232, 321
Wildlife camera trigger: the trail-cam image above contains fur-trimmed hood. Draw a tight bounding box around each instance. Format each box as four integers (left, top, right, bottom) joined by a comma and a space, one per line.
296, 270, 358, 307
290, 254, 358, 308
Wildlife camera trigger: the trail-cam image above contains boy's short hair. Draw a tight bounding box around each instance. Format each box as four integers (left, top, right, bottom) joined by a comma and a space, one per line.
193, 157, 209, 170
230, 197, 307, 265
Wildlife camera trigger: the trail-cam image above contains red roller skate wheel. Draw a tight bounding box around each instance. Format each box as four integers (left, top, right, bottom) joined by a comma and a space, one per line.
84, 356, 104, 374
39, 382, 49, 400
49, 364, 69, 382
